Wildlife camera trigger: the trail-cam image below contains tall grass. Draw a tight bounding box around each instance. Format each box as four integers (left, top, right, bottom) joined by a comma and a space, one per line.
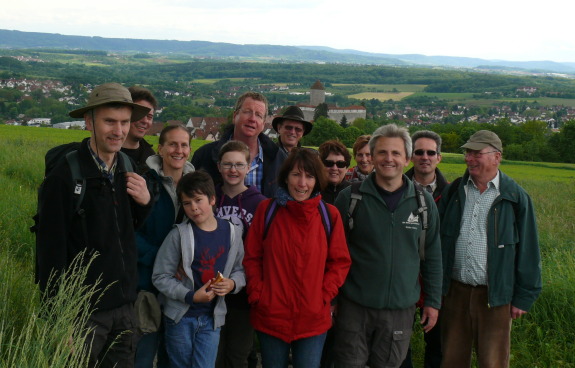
1, 125, 575, 366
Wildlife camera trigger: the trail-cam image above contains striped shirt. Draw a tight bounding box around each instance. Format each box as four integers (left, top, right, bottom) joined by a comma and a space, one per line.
452, 172, 500, 286
87, 138, 117, 183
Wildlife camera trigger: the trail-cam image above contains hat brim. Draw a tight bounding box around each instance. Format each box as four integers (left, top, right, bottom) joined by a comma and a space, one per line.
69, 102, 150, 122
272, 117, 313, 136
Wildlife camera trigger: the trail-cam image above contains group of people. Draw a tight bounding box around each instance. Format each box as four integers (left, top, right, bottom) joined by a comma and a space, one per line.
36, 83, 542, 368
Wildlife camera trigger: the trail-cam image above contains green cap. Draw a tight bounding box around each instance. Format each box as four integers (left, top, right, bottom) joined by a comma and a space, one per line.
461, 130, 502, 152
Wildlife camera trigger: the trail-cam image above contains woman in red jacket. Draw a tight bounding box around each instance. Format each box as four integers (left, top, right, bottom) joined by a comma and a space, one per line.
244, 148, 351, 368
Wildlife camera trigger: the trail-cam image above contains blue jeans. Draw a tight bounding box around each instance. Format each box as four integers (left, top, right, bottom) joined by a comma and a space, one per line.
257, 330, 327, 368
164, 315, 220, 368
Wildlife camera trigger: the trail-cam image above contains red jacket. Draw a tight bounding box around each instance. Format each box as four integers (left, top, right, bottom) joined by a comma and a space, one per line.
244, 195, 351, 343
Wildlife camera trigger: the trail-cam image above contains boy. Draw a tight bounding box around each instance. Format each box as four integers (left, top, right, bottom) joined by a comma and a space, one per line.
214, 141, 266, 368
152, 170, 245, 368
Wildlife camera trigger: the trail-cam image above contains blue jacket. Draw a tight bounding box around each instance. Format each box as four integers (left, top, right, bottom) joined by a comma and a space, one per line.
439, 170, 542, 311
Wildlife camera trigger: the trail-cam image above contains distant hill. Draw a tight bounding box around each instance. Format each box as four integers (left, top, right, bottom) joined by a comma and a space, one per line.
1, 29, 575, 75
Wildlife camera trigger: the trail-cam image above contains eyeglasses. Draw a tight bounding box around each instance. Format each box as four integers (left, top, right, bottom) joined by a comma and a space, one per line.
239, 109, 265, 122
464, 150, 499, 158
220, 162, 248, 170
323, 159, 348, 169
282, 125, 304, 133
413, 149, 438, 156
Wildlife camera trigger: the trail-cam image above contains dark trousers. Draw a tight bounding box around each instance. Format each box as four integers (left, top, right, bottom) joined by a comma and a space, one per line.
216, 306, 254, 368
86, 303, 138, 368
400, 308, 442, 368
441, 281, 511, 368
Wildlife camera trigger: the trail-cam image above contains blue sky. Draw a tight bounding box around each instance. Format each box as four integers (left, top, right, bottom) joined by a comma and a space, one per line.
2, 0, 574, 62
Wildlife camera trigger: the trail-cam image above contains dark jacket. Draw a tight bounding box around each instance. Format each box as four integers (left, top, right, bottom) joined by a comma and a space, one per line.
321, 180, 351, 205
405, 166, 448, 202
439, 170, 542, 311
121, 139, 155, 174
191, 129, 287, 198
37, 138, 151, 310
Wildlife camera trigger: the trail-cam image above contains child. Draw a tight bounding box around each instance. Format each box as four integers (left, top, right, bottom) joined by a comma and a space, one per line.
214, 141, 266, 368
152, 170, 245, 368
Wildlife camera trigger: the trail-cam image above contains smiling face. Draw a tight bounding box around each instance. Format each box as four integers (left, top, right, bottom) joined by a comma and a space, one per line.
411, 137, 441, 177
158, 128, 191, 172
127, 99, 154, 142
218, 151, 249, 187
181, 192, 216, 229
465, 147, 501, 183
372, 136, 410, 187
286, 163, 316, 202
324, 152, 348, 185
232, 97, 266, 141
278, 120, 304, 151
355, 144, 373, 175
86, 105, 132, 164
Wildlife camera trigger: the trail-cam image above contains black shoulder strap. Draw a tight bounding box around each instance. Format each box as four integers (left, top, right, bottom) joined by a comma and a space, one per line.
263, 199, 280, 240
118, 151, 135, 173
347, 181, 363, 232
65, 150, 90, 252
412, 183, 429, 261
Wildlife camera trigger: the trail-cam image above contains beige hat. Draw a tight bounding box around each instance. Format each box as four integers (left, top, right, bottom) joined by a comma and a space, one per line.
69, 83, 150, 122
461, 130, 503, 152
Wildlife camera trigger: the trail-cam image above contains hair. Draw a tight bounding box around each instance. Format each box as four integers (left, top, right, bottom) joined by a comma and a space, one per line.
318, 140, 352, 164
278, 148, 327, 193
176, 170, 215, 202
411, 130, 442, 154
218, 140, 250, 163
129, 86, 158, 110
352, 135, 371, 157
369, 124, 413, 160
159, 125, 191, 145
233, 92, 269, 116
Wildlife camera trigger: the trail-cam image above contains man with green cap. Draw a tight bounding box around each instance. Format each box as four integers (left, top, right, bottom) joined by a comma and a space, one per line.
36, 83, 153, 367
438, 130, 542, 368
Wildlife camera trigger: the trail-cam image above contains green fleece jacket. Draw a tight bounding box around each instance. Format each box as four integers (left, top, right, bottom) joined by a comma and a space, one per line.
335, 174, 442, 310
439, 170, 542, 311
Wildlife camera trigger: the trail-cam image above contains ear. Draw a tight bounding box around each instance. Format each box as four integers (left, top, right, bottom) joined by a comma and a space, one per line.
437, 153, 442, 163
209, 195, 216, 207
85, 113, 94, 132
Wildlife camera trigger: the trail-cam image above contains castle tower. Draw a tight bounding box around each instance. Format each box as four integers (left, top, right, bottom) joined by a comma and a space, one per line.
310, 80, 326, 106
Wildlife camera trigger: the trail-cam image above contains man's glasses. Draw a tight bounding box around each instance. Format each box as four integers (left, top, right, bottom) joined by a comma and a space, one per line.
282, 125, 304, 133
323, 160, 348, 169
413, 149, 438, 156
464, 150, 499, 158
220, 162, 248, 170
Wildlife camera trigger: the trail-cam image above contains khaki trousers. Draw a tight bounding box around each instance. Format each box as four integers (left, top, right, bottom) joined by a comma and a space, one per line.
441, 281, 511, 368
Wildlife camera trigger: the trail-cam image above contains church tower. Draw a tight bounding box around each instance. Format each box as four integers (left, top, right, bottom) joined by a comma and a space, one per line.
310, 80, 326, 106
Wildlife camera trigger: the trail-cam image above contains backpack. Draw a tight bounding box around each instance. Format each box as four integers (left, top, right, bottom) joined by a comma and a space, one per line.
31, 142, 134, 282
346, 181, 429, 261
262, 198, 332, 240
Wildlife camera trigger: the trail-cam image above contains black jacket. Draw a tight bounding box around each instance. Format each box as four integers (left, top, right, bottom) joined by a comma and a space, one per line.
37, 138, 151, 310
191, 129, 287, 198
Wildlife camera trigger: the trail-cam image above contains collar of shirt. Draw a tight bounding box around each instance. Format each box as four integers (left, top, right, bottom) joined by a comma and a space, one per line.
413, 177, 437, 194
464, 171, 500, 194
87, 138, 117, 182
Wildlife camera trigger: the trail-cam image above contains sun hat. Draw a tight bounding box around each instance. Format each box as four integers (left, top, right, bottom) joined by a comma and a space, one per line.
272, 106, 313, 136
461, 130, 503, 152
69, 83, 150, 122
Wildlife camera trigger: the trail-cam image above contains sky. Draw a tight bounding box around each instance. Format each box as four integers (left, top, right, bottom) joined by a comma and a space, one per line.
2, 0, 574, 63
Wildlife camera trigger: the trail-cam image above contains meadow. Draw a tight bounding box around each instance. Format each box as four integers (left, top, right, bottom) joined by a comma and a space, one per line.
1, 125, 574, 367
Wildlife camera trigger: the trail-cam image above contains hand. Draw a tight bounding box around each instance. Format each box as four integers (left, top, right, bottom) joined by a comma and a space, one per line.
174, 261, 185, 281
510, 306, 527, 320
193, 281, 216, 303
125, 172, 151, 206
421, 306, 439, 333
210, 277, 235, 297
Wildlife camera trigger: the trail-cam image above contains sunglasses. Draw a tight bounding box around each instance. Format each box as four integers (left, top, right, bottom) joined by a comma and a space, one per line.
283, 125, 304, 133
413, 149, 438, 156
323, 159, 348, 169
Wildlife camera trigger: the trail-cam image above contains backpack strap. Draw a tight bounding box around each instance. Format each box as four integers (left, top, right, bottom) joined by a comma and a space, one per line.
347, 181, 363, 232
118, 151, 134, 173
318, 200, 332, 239
412, 183, 429, 261
65, 150, 90, 253
263, 199, 280, 240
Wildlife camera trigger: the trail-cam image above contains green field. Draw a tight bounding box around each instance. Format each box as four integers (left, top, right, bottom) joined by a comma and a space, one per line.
348, 92, 415, 101
1, 125, 574, 367
333, 84, 427, 92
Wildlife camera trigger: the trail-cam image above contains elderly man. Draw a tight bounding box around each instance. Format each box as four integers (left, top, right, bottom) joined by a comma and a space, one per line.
192, 92, 286, 198
401, 130, 448, 368
121, 86, 157, 173
37, 83, 152, 367
272, 105, 313, 153
439, 130, 542, 368
334, 124, 442, 368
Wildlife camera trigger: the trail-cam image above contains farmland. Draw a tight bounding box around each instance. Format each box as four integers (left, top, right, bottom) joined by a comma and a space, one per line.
1, 125, 574, 367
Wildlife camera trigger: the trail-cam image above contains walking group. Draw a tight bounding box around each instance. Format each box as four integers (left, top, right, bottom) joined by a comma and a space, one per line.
35, 83, 542, 368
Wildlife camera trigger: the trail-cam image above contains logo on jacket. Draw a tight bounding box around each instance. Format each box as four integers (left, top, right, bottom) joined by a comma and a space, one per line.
403, 213, 420, 230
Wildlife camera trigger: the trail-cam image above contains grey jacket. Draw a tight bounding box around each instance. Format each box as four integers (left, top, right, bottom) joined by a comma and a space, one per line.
152, 220, 246, 328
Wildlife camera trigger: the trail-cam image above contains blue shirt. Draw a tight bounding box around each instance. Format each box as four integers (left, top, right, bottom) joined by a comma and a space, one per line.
244, 140, 264, 192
